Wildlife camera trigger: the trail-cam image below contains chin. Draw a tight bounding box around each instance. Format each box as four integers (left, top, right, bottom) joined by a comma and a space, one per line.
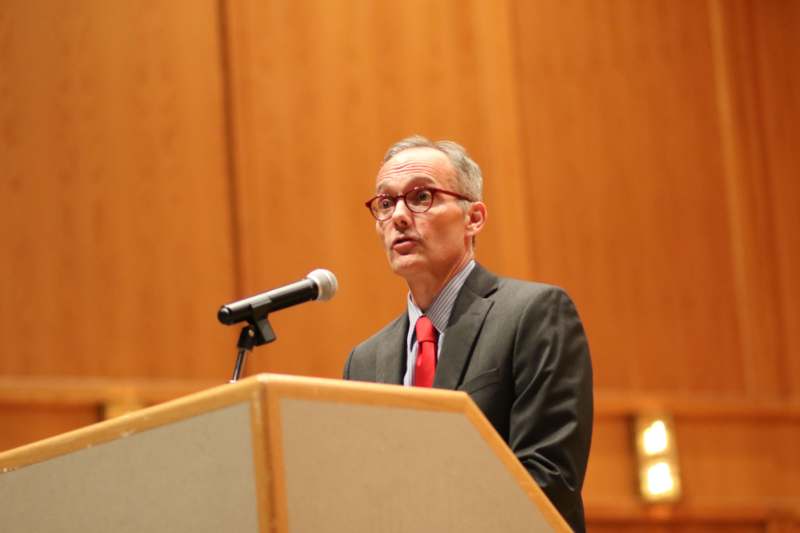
388, 254, 425, 278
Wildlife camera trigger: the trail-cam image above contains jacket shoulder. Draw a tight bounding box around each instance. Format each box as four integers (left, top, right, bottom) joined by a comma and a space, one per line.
492, 276, 575, 307
344, 312, 407, 381
469, 263, 574, 304
352, 313, 407, 355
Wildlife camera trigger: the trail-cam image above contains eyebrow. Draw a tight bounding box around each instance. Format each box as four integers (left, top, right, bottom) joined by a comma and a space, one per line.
376, 176, 436, 193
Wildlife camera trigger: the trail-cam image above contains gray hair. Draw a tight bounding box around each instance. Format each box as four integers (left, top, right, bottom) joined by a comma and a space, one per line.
383, 135, 483, 201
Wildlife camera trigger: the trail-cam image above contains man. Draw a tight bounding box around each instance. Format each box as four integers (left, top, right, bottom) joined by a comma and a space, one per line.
343, 135, 593, 532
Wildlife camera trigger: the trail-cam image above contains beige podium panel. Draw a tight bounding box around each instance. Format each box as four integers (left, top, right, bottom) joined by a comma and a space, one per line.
0, 374, 570, 533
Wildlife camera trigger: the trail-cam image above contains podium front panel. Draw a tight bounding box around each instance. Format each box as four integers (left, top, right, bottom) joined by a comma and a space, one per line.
279, 397, 551, 533
0, 402, 259, 533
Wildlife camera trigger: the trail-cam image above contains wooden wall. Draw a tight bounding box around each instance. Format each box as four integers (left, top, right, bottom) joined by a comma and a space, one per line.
0, 0, 237, 379
1, 0, 797, 530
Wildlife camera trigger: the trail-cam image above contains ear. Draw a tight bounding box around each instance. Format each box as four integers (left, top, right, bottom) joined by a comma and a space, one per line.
464, 201, 487, 238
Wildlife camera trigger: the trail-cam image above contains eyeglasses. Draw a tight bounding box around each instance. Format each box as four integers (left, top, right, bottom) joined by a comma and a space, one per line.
364, 186, 473, 221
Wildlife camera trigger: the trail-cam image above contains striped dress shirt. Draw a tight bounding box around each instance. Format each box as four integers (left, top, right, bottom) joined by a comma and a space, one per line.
403, 259, 476, 386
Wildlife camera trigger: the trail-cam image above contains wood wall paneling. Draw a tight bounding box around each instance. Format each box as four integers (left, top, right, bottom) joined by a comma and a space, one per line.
677, 417, 800, 510
0, 405, 99, 453
585, 415, 800, 531
708, 0, 786, 399
748, 0, 800, 399
589, 526, 765, 533
512, 0, 746, 395
0, 0, 237, 380
582, 416, 639, 510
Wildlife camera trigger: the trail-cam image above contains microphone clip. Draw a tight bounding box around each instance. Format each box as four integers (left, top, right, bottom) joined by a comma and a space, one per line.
230, 314, 277, 383
238, 315, 277, 350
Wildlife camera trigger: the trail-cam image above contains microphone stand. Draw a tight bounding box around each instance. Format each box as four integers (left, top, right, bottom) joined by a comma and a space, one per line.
229, 315, 276, 383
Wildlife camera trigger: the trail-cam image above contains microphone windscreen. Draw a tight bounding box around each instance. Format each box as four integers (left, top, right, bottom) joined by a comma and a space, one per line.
307, 269, 338, 301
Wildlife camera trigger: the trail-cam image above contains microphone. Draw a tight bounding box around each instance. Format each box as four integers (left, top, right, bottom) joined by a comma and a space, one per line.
217, 269, 338, 325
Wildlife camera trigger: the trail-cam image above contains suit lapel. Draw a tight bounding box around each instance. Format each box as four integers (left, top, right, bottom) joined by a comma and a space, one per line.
376, 314, 408, 384
433, 264, 498, 390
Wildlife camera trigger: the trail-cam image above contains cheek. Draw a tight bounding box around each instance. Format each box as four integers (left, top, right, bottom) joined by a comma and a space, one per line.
429, 216, 461, 242
376, 222, 390, 245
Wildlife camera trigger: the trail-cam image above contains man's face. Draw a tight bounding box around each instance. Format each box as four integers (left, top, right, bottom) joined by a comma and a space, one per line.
374, 147, 475, 282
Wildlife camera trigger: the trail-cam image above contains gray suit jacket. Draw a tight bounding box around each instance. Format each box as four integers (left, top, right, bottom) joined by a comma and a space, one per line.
343, 264, 593, 532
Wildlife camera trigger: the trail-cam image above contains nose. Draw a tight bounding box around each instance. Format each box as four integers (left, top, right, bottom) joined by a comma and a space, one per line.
390, 197, 413, 228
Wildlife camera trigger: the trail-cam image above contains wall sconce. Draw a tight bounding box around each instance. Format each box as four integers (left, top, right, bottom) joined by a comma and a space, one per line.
634, 414, 682, 503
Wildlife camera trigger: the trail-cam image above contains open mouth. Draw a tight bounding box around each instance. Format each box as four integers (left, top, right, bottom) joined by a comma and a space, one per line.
391, 236, 417, 252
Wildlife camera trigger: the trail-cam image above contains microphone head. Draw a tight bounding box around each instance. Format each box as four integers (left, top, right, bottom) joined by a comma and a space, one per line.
306, 269, 338, 301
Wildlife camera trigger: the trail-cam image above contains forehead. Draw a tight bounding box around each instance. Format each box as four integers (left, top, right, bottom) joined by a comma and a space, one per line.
375, 147, 455, 190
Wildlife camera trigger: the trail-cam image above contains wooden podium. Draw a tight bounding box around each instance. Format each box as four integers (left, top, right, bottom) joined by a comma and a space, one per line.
0, 374, 570, 532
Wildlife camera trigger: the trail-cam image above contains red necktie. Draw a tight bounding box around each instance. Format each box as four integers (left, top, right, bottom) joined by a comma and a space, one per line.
414, 316, 437, 387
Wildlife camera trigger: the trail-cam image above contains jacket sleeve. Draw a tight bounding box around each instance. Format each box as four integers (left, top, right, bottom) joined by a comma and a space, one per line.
510, 286, 593, 532
342, 349, 354, 379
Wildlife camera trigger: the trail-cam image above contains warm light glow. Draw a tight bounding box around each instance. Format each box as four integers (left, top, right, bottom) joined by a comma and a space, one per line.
645, 461, 675, 495
642, 420, 669, 455
634, 414, 681, 503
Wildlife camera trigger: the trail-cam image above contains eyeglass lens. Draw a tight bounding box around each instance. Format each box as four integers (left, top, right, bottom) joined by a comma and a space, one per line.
372, 188, 434, 219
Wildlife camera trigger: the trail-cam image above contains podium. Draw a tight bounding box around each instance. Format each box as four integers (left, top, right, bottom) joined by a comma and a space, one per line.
0, 374, 570, 532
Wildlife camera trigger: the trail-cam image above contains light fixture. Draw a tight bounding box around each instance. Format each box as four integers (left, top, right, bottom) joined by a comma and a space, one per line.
634, 414, 681, 502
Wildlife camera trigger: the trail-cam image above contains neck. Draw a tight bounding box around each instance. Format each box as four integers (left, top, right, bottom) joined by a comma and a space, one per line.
407, 252, 473, 311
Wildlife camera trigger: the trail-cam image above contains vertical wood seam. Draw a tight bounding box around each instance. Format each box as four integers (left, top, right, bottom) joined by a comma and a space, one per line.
707, 0, 786, 398
505, 0, 539, 274
707, 0, 759, 396
740, 0, 789, 396
216, 0, 245, 298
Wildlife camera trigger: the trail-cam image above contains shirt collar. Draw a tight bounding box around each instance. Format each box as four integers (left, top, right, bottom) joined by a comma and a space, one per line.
406, 259, 476, 338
